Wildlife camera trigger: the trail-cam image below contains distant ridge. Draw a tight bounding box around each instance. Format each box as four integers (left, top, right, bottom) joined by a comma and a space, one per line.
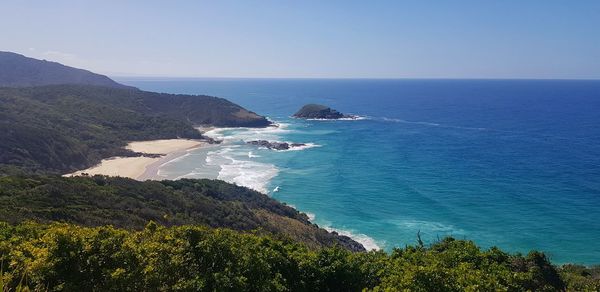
0, 51, 130, 88
0, 52, 271, 174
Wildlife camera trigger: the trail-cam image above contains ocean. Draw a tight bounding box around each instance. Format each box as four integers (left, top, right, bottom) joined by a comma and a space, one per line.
117, 78, 600, 264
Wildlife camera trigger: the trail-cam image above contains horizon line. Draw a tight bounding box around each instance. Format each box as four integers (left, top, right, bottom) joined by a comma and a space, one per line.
111, 75, 600, 81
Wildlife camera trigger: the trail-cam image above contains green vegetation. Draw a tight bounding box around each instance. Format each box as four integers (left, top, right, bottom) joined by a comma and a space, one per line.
293, 104, 351, 119
560, 264, 600, 291
0, 86, 199, 174
0, 53, 270, 174
0, 175, 362, 251
2, 222, 596, 291
0, 84, 270, 174
0, 51, 129, 88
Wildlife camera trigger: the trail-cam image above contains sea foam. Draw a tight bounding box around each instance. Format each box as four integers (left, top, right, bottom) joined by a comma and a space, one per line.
202, 123, 321, 193
303, 115, 368, 121
277, 142, 321, 152
324, 226, 382, 251
204, 123, 292, 143
307, 213, 382, 251
205, 147, 278, 194
203, 123, 382, 251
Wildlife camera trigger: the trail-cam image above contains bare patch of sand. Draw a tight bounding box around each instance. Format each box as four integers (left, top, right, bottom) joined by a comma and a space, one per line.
66, 139, 205, 180
126, 139, 203, 155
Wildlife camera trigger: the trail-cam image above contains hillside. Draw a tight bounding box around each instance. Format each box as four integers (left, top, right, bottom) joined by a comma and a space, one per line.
0, 51, 130, 88
36, 84, 272, 127
0, 175, 363, 251
0, 53, 270, 174
0, 85, 270, 174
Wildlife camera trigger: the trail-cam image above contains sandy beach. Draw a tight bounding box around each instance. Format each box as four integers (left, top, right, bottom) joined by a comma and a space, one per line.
67, 139, 205, 180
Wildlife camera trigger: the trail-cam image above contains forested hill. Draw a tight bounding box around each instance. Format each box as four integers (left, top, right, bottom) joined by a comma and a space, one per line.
0, 85, 270, 174
0, 52, 270, 174
0, 51, 130, 88
0, 175, 364, 251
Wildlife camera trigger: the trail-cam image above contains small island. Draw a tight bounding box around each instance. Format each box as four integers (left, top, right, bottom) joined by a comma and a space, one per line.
293, 103, 358, 120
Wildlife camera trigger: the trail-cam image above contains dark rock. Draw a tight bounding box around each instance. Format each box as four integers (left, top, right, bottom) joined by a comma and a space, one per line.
293, 103, 356, 119
140, 153, 164, 158
332, 232, 367, 252
125, 152, 164, 158
203, 136, 223, 144
247, 140, 306, 151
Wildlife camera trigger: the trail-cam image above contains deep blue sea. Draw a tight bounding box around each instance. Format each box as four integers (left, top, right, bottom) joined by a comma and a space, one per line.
117, 78, 600, 264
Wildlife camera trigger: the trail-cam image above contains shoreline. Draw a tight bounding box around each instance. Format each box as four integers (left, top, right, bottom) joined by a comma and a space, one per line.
66, 126, 377, 252
66, 139, 207, 180
137, 144, 206, 180
202, 124, 380, 251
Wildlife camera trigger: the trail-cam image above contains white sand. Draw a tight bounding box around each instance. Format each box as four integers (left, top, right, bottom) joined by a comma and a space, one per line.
66, 139, 205, 180
126, 139, 202, 154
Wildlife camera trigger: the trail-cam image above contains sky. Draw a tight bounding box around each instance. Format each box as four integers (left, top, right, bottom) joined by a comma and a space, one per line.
1, 0, 600, 79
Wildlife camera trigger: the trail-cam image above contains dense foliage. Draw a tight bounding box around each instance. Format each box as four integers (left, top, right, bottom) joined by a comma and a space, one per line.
0, 175, 362, 251
559, 264, 600, 291
2, 222, 595, 291
0, 84, 269, 174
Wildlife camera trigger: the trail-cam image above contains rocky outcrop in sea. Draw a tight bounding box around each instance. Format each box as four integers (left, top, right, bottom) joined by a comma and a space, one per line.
293, 103, 358, 119
247, 140, 306, 151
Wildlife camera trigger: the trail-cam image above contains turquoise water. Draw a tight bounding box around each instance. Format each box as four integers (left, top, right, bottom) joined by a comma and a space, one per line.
118, 78, 600, 264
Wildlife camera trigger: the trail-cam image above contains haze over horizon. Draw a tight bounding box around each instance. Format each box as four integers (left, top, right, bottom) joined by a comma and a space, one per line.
2, 0, 599, 79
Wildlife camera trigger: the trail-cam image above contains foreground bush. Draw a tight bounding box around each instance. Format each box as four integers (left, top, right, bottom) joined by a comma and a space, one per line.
0, 222, 596, 291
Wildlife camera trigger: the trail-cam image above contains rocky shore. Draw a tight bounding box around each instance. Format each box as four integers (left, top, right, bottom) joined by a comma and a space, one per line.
247, 140, 306, 151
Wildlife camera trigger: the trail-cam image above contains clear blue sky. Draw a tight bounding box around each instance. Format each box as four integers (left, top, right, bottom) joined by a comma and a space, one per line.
2, 0, 599, 79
